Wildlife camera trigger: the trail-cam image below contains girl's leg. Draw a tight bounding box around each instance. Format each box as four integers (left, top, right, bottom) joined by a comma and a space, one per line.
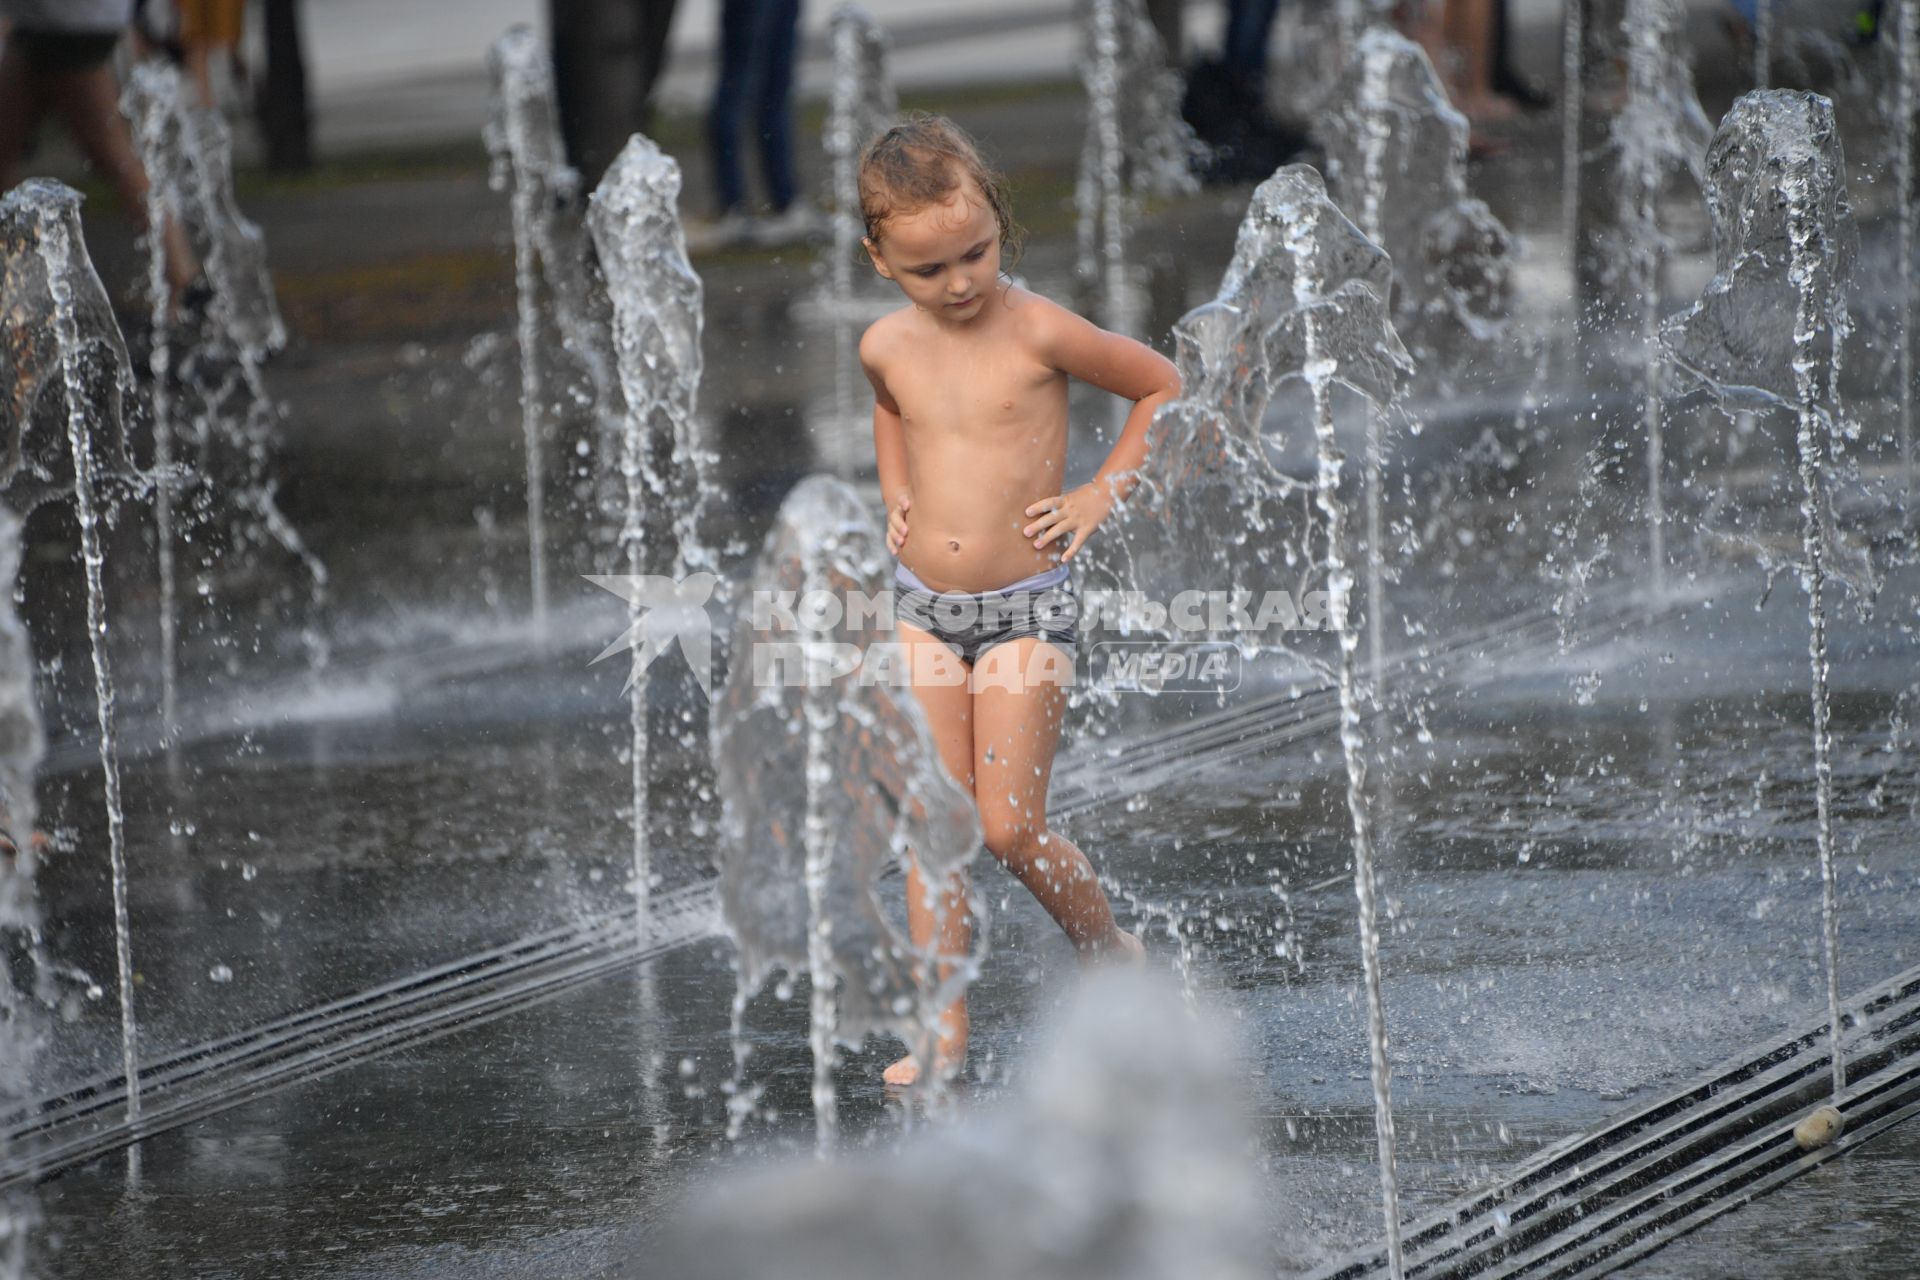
884, 618, 977, 1087
970, 638, 1140, 962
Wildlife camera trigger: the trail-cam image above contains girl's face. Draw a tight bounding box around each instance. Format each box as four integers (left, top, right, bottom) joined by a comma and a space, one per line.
863, 178, 1002, 324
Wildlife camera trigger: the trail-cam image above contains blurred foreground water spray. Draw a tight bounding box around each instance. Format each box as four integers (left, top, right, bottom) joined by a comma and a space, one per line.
649, 972, 1267, 1280
1615, 0, 1709, 596
826, 5, 895, 470
7, 185, 142, 1121
711, 477, 982, 1151
1663, 89, 1858, 1101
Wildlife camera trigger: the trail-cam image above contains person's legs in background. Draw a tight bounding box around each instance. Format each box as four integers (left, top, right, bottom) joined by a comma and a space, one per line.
0, 33, 199, 304
48, 56, 199, 296
1182, 0, 1305, 185
753, 0, 799, 213
705, 0, 755, 240
749, 0, 823, 244
1443, 0, 1518, 122
1222, 0, 1282, 86
1489, 0, 1550, 109
0, 40, 53, 195
181, 0, 249, 109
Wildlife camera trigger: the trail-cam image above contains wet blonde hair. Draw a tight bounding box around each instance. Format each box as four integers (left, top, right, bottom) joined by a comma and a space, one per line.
857, 113, 1025, 270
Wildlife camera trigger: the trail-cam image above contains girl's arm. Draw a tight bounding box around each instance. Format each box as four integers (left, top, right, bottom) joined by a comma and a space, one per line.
1020, 298, 1182, 559
861, 329, 913, 554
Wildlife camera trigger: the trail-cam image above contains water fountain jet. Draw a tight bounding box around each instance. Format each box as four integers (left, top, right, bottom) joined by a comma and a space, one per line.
121, 62, 327, 694
824, 5, 896, 478
711, 476, 982, 1150
1614, 0, 1710, 596
488, 25, 627, 642
585, 134, 716, 943
1075, 0, 1198, 334
1663, 88, 1859, 1105
0, 181, 141, 1124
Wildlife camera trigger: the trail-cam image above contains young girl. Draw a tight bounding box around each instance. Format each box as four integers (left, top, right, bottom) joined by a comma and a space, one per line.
857, 115, 1181, 1085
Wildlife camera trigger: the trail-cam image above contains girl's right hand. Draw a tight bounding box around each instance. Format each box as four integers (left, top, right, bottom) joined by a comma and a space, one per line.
886, 493, 911, 555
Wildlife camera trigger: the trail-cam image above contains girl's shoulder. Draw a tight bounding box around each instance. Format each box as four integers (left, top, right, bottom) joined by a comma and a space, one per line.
997, 284, 1083, 352
859, 305, 919, 361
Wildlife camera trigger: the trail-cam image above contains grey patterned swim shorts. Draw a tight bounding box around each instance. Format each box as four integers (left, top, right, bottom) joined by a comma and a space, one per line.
889, 562, 1080, 666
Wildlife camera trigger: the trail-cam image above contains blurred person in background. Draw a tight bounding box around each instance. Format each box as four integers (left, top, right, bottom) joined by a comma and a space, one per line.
178, 0, 250, 109
1181, 0, 1308, 185
1403, 0, 1546, 128
0, 0, 198, 305
706, 0, 824, 247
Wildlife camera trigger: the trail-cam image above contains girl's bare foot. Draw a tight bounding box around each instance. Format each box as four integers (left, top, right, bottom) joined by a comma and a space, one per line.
1456, 90, 1522, 125
883, 1005, 967, 1086
1079, 927, 1145, 968
882, 1042, 963, 1086
0, 829, 50, 861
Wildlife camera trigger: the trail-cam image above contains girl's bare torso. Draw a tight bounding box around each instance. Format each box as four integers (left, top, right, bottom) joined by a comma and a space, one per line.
874, 292, 1071, 594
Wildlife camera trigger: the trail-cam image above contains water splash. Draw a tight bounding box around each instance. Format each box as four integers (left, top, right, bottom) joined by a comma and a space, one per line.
1084, 163, 1414, 1271
487, 28, 626, 528
0, 513, 39, 867
122, 65, 283, 356
0, 196, 137, 513
3, 183, 142, 1122
1074, 162, 1411, 733
123, 67, 185, 736
1316, 29, 1513, 349
1317, 29, 1506, 686
1615, 0, 1710, 593
1561, 0, 1585, 287
121, 62, 327, 685
825, 5, 895, 474
488, 28, 560, 642
1272, 164, 1409, 1277
0, 506, 43, 1276
1663, 89, 1856, 1101
1074, 0, 1199, 332
586, 135, 721, 942
1892, 0, 1918, 492
710, 476, 982, 1150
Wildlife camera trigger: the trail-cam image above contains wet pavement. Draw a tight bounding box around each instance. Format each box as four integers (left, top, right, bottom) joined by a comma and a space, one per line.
12, 33, 1920, 1280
